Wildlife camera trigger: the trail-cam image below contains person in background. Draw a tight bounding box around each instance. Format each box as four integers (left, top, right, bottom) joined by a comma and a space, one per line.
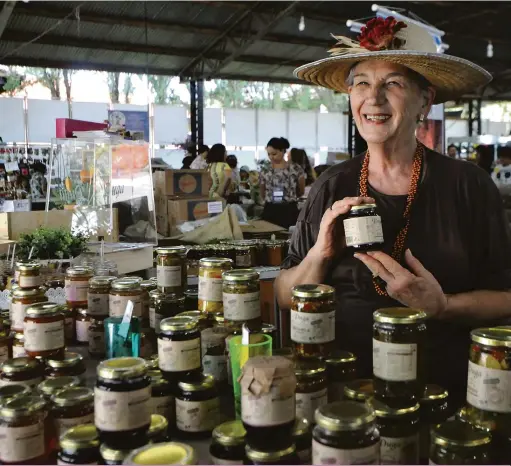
290, 148, 317, 187
447, 144, 458, 158
260, 137, 305, 229
226, 154, 240, 189
239, 166, 250, 190
207, 143, 233, 199
190, 144, 209, 169
181, 155, 194, 169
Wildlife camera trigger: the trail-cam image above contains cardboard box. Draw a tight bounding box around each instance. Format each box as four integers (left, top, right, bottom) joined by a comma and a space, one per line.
153, 170, 210, 197
168, 197, 225, 224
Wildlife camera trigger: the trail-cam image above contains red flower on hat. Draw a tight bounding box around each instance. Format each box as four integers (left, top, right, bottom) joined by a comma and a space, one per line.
358, 16, 407, 51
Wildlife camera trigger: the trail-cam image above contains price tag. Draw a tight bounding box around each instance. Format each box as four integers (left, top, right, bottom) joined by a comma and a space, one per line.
207, 201, 223, 214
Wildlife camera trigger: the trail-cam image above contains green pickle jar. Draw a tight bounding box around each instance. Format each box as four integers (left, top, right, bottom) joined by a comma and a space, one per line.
210, 420, 246, 464
324, 351, 357, 402
222, 269, 261, 328
57, 423, 100, 465
420, 384, 450, 464
155, 247, 187, 294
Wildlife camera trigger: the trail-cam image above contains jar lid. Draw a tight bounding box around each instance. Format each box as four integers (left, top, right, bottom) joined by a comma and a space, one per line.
184, 288, 198, 297
291, 284, 335, 299
0, 383, 32, 402
52, 386, 94, 407
212, 420, 246, 446
60, 424, 99, 451
149, 290, 185, 304
97, 357, 148, 380
261, 323, 276, 335
89, 276, 116, 287
160, 316, 198, 333
0, 395, 46, 419
343, 379, 374, 402
315, 401, 375, 431
141, 280, 157, 291
201, 327, 229, 348
148, 370, 169, 388
373, 400, 420, 418
155, 246, 187, 256
245, 444, 296, 463
432, 420, 491, 447
457, 405, 497, 432
15, 260, 35, 268
100, 443, 132, 462
16, 262, 41, 272
111, 278, 142, 291
66, 266, 94, 277
38, 376, 81, 397
422, 384, 449, 402
178, 374, 216, 392
294, 358, 326, 377
350, 203, 377, 211
125, 442, 197, 465
199, 257, 233, 268
264, 239, 287, 246
175, 310, 205, 321
471, 327, 511, 348
293, 417, 311, 438
324, 350, 357, 365
373, 307, 427, 324
47, 351, 83, 369
1, 356, 41, 374
25, 302, 64, 318
222, 269, 260, 282
144, 354, 159, 370
11, 286, 46, 298
148, 414, 168, 438
214, 313, 225, 325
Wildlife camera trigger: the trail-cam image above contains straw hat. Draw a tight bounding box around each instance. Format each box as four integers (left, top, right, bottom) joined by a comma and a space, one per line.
294, 17, 492, 104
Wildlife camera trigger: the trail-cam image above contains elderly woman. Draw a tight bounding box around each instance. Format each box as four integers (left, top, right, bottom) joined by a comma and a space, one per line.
276, 17, 511, 407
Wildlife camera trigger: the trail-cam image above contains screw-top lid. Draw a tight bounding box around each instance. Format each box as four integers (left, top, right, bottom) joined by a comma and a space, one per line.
294, 358, 326, 377
0, 384, 32, 402
147, 414, 169, 439
432, 420, 491, 447
1, 357, 42, 374
315, 401, 375, 431
373, 400, 420, 418
160, 316, 198, 333
350, 203, 377, 211
46, 352, 83, 369
178, 374, 216, 392
11, 286, 46, 298
100, 443, 132, 462
212, 420, 246, 446
52, 386, 94, 407
199, 257, 233, 268
245, 444, 296, 463
89, 276, 116, 287
291, 284, 335, 299
0, 395, 46, 419
124, 442, 197, 465
60, 424, 99, 451
222, 269, 260, 282
25, 302, 64, 318
422, 384, 449, 402
155, 246, 187, 256
111, 278, 142, 291
38, 376, 81, 397
66, 266, 94, 277
293, 417, 311, 438
373, 307, 427, 324
344, 379, 374, 402
97, 357, 148, 380
324, 350, 357, 365
471, 327, 511, 348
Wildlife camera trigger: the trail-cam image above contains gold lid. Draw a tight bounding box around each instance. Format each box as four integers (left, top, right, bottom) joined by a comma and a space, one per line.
89, 276, 116, 287
0, 383, 32, 401
293, 417, 311, 437
155, 246, 187, 256
245, 444, 296, 462
47, 352, 83, 369
350, 203, 377, 211
0, 395, 46, 419
184, 288, 198, 297
222, 269, 260, 282
199, 257, 233, 268
344, 379, 374, 402
38, 376, 81, 397
11, 286, 46, 298
316, 401, 375, 431
471, 327, 511, 348
457, 405, 497, 432
97, 357, 148, 380
291, 284, 335, 299
52, 386, 94, 407
141, 280, 158, 291
144, 354, 159, 370
66, 266, 94, 277
160, 316, 198, 333
125, 442, 197, 465
216, 244, 234, 251
294, 358, 326, 377
1, 357, 41, 374
148, 414, 168, 438
373, 307, 427, 324
214, 313, 225, 325
432, 420, 491, 448
178, 374, 215, 392
212, 420, 246, 446
261, 323, 276, 334
175, 310, 206, 322
111, 278, 142, 291
150, 291, 185, 304
324, 350, 357, 365
148, 370, 169, 388
25, 302, 63, 318
16, 262, 41, 272
422, 384, 449, 402
60, 424, 99, 451
100, 443, 132, 462
373, 400, 420, 418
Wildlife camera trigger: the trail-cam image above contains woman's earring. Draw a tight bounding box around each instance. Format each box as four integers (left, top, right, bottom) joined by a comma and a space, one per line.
419, 114, 425, 122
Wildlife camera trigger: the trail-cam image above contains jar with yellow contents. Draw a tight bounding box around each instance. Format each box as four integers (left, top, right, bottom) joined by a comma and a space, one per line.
9, 286, 48, 333
198, 258, 233, 314
155, 247, 187, 294
16, 262, 42, 289
294, 358, 328, 424
222, 269, 261, 328
65, 267, 94, 307
109, 278, 143, 318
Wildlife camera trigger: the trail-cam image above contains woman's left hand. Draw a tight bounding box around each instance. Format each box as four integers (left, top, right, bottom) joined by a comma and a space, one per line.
354, 249, 447, 317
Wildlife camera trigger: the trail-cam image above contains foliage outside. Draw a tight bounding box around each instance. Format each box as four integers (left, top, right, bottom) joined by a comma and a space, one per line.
17, 227, 88, 260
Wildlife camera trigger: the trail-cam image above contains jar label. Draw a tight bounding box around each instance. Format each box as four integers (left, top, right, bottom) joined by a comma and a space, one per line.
55, 412, 95, 438
0, 345, 8, 364
148, 395, 175, 422
10, 301, 30, 331
203, 354, 228, 381
235, 254, 251, 267
158, 337, 201, 372
290, 310, 335, 344
343, 215, 384, 247
18, 274, 41, 288
12, 344, 27, 358
312, 439, 380, 465
327, 382, 347, 403
76, 319, 91, 343
65, 279, 89, 302
157, 265, 182, 287
467, 359, 511, 412
109, 294, 142, 318
0, 421, 45, 463
88, 292, 109, 316
24, 319, 65, 351
94, 386, 151, 431
242, 387, 295, 427
295, 387, 328, 423
380, 434, 419, 465
89, 329, 105, 354
0, 376, 42, 387
176, 397, 220, 432
223, 291, 260, 321
198, 276, 223, 302
211, 455, 242, 465
149, 307, 156, 329
373, 339, 417, 382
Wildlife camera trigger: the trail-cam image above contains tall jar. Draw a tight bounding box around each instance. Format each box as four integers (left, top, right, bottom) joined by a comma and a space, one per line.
420, 384, 450, 464
150, 291, 185, 333
75, 308, 91, 345
24, 302, 65, 359
155, 246, 187, 294
65, 267, 94, 307
109, 278, 143, 318
57, 424, 100, 465
323, 351, 357, 403
198, 258, 233, 315
264, 240, 287, 266
51, 386, 95, 438
9, 286, 48, 333
290, 284, 336, 358
16, 262, 42, 289
88, 276, 115, 316
294, 358, 328, 424
373, 307, 427, 405
140, 279, 157, 325
222, 269, 261, 329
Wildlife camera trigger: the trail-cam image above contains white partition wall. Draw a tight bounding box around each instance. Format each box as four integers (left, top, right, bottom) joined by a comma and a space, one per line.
204, 108, 222, 145
288, 110, 317, 149
153, 105, 188, 145
72, 102, 109, 123
318, 113, 348, 150
0, 98, 25, 143
27, 99, 68, 143
111, 104, 148, 112
257, 110, 287, 146
225, 109, 256, 146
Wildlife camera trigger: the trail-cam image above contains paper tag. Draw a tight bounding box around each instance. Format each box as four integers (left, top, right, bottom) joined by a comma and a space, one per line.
156, 265, 182, 288
373, 339, 417, 382
158, 337, 201, 372
467, 360, 511, 412
380, 434, 419, 465
312, 439, 380, 465
344, 215, 384, 247
198, 276, 223, 302
290, 310, 335, 344
24, 320, 64, 351
207, 201, 223, 214
295, 388, 328, 423
87, 292, 109, 316
223, 291, 260, 321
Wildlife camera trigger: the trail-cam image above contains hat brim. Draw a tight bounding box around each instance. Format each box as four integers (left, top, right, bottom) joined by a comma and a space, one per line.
294, 50, 492, 104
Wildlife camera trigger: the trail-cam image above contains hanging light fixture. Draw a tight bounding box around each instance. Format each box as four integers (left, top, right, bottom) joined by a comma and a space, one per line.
298, 14, 305, 32
487, 40, 493, 58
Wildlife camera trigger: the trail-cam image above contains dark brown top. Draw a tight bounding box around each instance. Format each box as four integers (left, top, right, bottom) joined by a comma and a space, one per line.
282, 147, 511, 404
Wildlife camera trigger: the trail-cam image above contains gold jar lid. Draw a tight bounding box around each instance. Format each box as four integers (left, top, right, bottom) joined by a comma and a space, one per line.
38, 376, 81, 397
316, 401, 375, 431
213, 313, 225, 325
97, 357, 148, 380
148, 414, 168, 438
175, 310, 206, 323
141, 280, 158, 291
0, 395, 46, 419
199, 257, 233, 268
350, 203, 377, 211
155, 246, 187, 256
261, 323, 276, 335
373, 307, 427, 324
178, 374, 215, 392
11, 286, 46, 298
16, 262, 41, 272
150, 290, 185, 305
145, 354, 159, 370
432, 420, 491, 447
100, 444, 132, 462
471, 327, 511, 348
422, 384, 449, 402
47, 351, 84, 369
89, 276, 116, 288
184, 288, 198, 297
222, 269, 260, 282
60, 424, 99, 451
15, 260, 36, 268
293, 417, 311, 438
160, 316, 198, 333
213, 420, 246, 446
263, 239, 287, 247
344, 379, 374, 402
324, 350, 357, 365
373, 400, 420, 418
0, 383, 32, 402
216, 244, 234, 252
1, 356, 41, 374
291, 284, 335, 299
25, 302, 64, 318
111, 278, 142, 291
52, 386, 94, 407
245, 444, 296, 463
294, 358, 326, 377
148, 370, 169, 388
125, 442, 197, 465
66, 266, 94, 277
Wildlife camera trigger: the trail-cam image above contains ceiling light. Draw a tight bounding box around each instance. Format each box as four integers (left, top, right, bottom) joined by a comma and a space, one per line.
487, 41, 493, 58
298, 15, 305, 32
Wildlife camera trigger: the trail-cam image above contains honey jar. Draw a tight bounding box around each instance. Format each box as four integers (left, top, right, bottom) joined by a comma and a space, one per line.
344, 379, 374, 403
65, 267, 94, 307
24, 302, 65, 359
149, 290, 185, 333
9, 286, 48, 332
16, 262, 42, 288
140, 279, 157, 324
109, 278, 143, 318
198, 257, 233, 314
201, 326, 229, 384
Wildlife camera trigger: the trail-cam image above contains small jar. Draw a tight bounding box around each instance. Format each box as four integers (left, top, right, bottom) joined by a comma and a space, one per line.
0, 332, 11, 363
150, 290, 185, 333
100, 443, 134, 465
45, 352, 86, 382
210, 420, 246, 465
176, 310, 214, 332
420, 384, 450, 464
95, 357, 151, 448
0, 356, 44, 387
158, 316, 201, 380
148, 369, 175, 426
343, 203, 384, 250
57, 424, 100, 465
175, 374, 220, 438
222, 269, 261, 328
9, 286, 48, 332
88, 276, 115, 316
312, 401, 380, 465
16, 262, 42, 288
156, 246, 187, 294
263, 239, 287, 266
65, 266, 94, 307
140, 280, 157, 324
13, 260, 34, 284
109, 278, 143, 318
52, 386, 95, 438
198, 257, 233, 315
373, 307, 427, 405
234, 244, 255, 268
344, 379, 374, 403
75, 308, 91, 345
0, 383, 32, 404
245, 444, 299, 465
324, 351, 357, 402
124, 442, 197, 465
290, 284, 336, 358
430, 420, 491, 465
24, 302, 65, 359
89, 315, 107, 358
0, 395, 48, 464
184, 288, 198, 311
147, 413, 169, 444
38, 375, 81, 400
294, 417, 313, 464
63, 306, 76, 344
294, 358, 328, 424
45, 275, 65, 289
201, 326, 229, 384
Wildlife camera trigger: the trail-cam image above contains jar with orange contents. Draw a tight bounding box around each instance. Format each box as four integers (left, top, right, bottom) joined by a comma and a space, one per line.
65, 267, 93, 307
198, 258, 233, 315
0, 357, 45, 387
10, 286, 48, 333
24, 303, 65, 360
16, 262, 42, 289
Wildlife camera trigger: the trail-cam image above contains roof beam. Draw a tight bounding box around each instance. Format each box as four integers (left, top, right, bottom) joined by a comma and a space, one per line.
0, 1, 16, 39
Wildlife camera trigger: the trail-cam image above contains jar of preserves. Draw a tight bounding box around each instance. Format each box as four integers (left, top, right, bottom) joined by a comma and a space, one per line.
312, 401, 380, 465
234, 244, 256, 268
261, 323, 278, 348
45, 275, 65, 289
147, 414, 169, 444
140, 280, 157, 324
51, 387, 95, 437
24, 302, 65, 359
263, 239, 287, 266
210, 420, 246, 465
150, 290, 185, 333
46, 352, 86, 382
10, 286, 48, 332
0, 395, 48, 464
420, 384, 450, 464
430, 420, 491, 465
75, 308, 91, 345
373, 307, 427, 405
63, 306, 76, 344
184, 288, 198, 311
65, 267, 93, 307
176, 310, 214, 332
156, 247, 187, 294
240, 356, 296, 450
222, 269, 261, 327
88, 276, 115, 316
198, 257, 233, 314
148, 369, 175, 425
186, 245, 202, 277
0, 357, 44, 387
245, 444, 299, 465
140, 330, 153, 359
89, 315, 106, 358
38, 375, 81, 400
57, 424, 100, 465
290, 284, 335, 357
343, 203, 384, 250
100, 443, 134, 465
344, 379, 374, 403
294, 358, 328, 424
16, 262, 42, 289
13, 260, 34, 284
324, 351, 357, 402
124, 442, 197, 465
0, 333, 11, 363
158, 316, 201, 380
0, 383, 31, 404
294, 417, 312, 464
109, 278, 143, 318
201, 326, 229, 384
176, 374, 220, 438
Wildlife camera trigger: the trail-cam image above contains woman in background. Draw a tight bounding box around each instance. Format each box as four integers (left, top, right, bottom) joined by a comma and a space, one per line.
290, 148, 317, 187
190, 144, 209, 169
207, 143, 233, 199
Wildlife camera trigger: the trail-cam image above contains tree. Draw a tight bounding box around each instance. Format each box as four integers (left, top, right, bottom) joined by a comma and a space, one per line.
147, 75, 183, 105
26, 67, 62, 100
123, 74, 135, 104
0, 67, 34, 97
106, 72, 120, 104
62, 69, 74, 117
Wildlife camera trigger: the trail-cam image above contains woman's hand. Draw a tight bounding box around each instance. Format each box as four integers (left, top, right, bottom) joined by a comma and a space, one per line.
354, 249, 448, 317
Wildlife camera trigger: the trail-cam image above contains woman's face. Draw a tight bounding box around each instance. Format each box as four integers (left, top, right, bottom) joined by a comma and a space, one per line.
348, 60, 434, 145
267, 146, 285, 164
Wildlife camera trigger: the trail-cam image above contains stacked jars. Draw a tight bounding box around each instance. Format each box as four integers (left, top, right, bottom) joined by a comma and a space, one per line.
65, 266, 93, 345
87, 276, 116, 358
198, 257, 233, 316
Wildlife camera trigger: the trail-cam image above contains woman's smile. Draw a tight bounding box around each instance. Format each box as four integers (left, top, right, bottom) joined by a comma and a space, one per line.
363, 113, 392, 124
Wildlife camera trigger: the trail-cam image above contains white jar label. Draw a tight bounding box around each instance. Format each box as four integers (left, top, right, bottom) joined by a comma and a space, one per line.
290, 310, 335, 344
18, 275, 41, 288
0, 376, 42, 387
373, 339, 417, 382
55, 413, 95, 437
176, 397, 220, 432
0, 422, 45, 463
223, 292, 260, 321
242, 386, 295, 427
199, 276, 223, 302
211, 455, 242, 465
76, 319, 91, 343
12, 344, 27, 358
381, 434, 419, 465
10, 301, 30, 331
89, 329, 105, 354
148, 395, 175, 422
467, 360, 511, 412
343, 215, 384, 247
65, 279, 89, 302
149, 307, 156, 329
88, 292, 109, 316
312, 439, 380, 465
24, 320, 64, 351
157, 265, 182, 287
203, 354, 228, 381
158, 338, 201, 372
109, 294, 142, 318
296, 388, 328, 423
94, 386, 151, 431
235, 254, 251, 267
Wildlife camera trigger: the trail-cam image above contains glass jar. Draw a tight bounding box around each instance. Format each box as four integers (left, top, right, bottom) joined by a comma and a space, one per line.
0, 309, 10, 334
176, 310, 214, 332
124, 442, 197, 465
13, 260, 34, 284
234, 244, 256, 268
420, 384, 450, 464
263, 240, 287, 267
155, 246, 187, 294
10, 286, 48, 332
290, 284, 335, 358
158, 316, 201, 380
175, 374, 220, 438
312, 401, 380, 464
88, 276, 115, 316
75, 308, 91, 345
294, 417, 312, 464
0, 395, 48, 464
373, 307, 427, 405
57, 424, 100, 465
222, 269, 261, 328
0, 357, 44, 387
150, 290, 185, 333
324, 351, 357, 402
16, 262, 42, 289
244, 444, 299, 465
89, 315, 107, 358
147, 414, 169, 444
0, 383, 31, 404
45, 352, 86, 382
430, 420, 491, 465
343, 203, 384, 250
201, 326, 229, 384
63, 306, 76, 344
210, 420, 246, 465
45, 275, 65, 289
100, 443, 133, 465
140, 280, 157, 325
148, 369, 175, 425
261, 323, 278, 348
65, 266, 94, 307
344, 379, 374, 403
94, 357, 151, 449
38, 375, 81, 400
109, 278, 143, 318
0, 332, 11, 363
51, 386, 95, 438
140, 330, 153, 359
184, 288, 198, 311
186, 245, 202, 277
24, 302, 65, 359
198, 257, 233, 314
294, 358, 328, 424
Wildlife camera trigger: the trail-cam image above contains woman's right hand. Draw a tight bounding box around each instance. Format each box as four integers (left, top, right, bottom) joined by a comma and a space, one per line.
308, 196, 375, 262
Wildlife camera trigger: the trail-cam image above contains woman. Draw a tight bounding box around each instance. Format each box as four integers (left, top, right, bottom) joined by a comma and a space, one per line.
190, 144, 209, 170
260, 137, 305, 229
275, 17, 510, 408
290, 148, 317, 187
207, 143, 232, 199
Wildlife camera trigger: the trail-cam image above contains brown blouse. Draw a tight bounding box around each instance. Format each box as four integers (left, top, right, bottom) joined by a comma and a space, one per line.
282, 147, 511, 406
